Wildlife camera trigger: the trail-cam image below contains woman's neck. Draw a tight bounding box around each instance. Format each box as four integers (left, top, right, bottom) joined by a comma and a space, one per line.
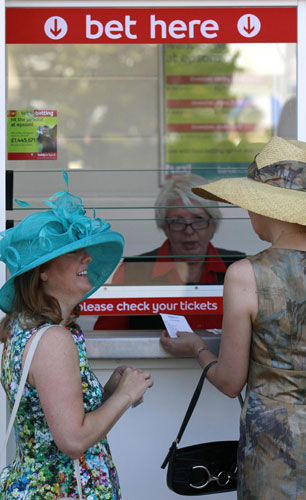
187, 260, 205, 282
58, 299, 77, 325
174, 260, 204, 283
271, 224, 306, 249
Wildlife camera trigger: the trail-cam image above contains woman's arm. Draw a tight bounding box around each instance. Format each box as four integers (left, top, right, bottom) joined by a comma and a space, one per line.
160, 258, 258, 397
24, 327, 153, 459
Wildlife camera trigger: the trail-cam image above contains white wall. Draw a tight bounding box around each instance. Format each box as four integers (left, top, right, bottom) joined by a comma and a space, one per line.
91, 358, 241, 500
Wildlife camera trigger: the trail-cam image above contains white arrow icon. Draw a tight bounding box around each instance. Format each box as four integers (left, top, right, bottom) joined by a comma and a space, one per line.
237, 14, 261, 38
44, 16, 68, 40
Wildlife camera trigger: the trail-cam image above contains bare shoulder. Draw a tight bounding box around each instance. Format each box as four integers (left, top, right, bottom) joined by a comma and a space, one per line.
29, 325, 75, 348
224, 258, 258, 320
39, 325, 75, 342
25, 325, 80, 387
224, 257, 256, 287
226, 256, 253, 274
23, 325, 77, 368
36, 325, 78, 358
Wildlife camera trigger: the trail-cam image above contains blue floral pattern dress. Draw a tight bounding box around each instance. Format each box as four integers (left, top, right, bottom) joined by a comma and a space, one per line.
0, 318, 121, 499
238, 248, 306, 499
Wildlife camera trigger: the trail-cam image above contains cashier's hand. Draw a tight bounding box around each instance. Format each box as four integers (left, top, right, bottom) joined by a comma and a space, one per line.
160, 330, 206, 357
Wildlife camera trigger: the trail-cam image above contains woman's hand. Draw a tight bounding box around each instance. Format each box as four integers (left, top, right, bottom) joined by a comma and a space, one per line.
104, 365, 129, 399
160, 330, 206, 357
114, 366, 154, 406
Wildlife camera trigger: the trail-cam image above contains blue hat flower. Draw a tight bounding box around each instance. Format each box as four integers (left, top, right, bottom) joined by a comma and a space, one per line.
0, 189, 124, 313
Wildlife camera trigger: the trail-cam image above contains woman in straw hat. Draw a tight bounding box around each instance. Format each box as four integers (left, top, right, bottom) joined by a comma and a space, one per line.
160, 136, 306, 499
0, 188, 153, 499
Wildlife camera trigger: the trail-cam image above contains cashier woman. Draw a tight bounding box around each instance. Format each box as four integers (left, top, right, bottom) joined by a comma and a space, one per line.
94, 174, 245, 331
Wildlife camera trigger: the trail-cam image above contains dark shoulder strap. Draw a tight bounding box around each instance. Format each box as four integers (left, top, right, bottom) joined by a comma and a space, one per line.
175, 360, 217, 444
161, 360, 217, 469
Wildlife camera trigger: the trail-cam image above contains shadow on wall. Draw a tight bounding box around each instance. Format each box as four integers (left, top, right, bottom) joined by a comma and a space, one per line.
277, 97, 297, 140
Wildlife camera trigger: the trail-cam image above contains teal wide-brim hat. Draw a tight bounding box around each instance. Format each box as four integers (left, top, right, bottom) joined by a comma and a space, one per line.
0, 188, 124, 313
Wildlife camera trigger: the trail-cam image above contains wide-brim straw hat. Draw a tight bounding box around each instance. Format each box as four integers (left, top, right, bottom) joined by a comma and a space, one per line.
0, 189, 124, 313
192, 136, 306, 226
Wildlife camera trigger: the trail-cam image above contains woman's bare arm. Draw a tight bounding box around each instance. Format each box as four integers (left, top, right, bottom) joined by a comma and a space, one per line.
206, 258, 257, 395
23, 327, 153, 459
160, 258, 257, 397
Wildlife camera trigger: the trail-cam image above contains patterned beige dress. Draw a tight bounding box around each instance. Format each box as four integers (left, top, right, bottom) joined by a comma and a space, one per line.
238, 248, 306, 500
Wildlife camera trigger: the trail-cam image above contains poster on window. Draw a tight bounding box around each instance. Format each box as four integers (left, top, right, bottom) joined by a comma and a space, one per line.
7, 110, 57, 160
162, 43, 275, 181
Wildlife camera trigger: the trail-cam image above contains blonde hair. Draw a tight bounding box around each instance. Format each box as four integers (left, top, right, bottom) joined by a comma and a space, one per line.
0, 266, 80, 343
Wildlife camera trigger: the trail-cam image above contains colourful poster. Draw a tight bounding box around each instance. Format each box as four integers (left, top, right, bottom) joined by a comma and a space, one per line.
163, 44, 273, 180
7, 110, 57, 160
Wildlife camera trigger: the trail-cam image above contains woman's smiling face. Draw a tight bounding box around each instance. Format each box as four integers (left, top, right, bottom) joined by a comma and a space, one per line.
40, 249, 93, 304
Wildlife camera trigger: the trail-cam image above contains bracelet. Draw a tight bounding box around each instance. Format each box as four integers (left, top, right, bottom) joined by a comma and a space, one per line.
196, 345, 209, 358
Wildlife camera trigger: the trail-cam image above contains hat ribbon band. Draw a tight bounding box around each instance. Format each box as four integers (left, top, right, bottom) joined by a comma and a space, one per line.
247, 160, 306, 192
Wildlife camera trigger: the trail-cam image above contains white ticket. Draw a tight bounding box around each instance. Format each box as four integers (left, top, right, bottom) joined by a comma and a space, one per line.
160, 313, 193, 338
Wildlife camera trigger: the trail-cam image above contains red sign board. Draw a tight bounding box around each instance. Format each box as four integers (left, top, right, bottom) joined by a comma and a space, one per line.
6, 8, 296, 44
80, 296, 223, 316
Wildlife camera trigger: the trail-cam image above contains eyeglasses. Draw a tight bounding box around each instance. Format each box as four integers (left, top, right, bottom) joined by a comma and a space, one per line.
167, 218, 211, 232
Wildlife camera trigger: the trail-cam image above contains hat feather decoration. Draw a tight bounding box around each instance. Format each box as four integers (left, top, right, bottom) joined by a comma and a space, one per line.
0, 171, 124, 313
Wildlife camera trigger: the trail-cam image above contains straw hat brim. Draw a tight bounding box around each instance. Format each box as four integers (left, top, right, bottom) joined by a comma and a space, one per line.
0, 230, 124, 314
192, 177, 306, 226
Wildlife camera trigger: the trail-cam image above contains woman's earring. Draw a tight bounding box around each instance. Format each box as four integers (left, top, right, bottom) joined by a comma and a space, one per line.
42, 275, 48, 282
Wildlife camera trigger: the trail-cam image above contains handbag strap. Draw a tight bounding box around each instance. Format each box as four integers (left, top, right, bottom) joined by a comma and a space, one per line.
161, 360, 243, 469
175, 360, 218, 445
0, 324, 83, 499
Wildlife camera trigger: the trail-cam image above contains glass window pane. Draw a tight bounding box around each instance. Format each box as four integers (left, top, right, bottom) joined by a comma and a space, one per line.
6, 41, 296, 329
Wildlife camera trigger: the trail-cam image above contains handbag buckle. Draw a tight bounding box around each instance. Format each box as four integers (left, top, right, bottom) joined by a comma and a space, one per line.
189, 464, 236, 489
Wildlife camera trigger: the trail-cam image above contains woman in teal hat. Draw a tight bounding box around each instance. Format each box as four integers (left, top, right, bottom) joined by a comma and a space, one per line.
0, 189, 153, 499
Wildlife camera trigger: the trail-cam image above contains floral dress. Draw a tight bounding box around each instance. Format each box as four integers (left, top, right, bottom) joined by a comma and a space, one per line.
238, 248, 306, 500
0, 318, 121, 499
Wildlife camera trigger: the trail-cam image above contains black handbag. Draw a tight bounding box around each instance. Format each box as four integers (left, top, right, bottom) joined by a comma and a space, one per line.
161, 360, 243, 496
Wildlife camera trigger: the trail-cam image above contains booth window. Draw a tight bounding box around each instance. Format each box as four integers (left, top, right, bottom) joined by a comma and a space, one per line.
6, 41, 296, 329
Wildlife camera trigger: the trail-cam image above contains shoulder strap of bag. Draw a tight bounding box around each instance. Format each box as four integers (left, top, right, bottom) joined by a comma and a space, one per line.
161, 360, 243, 469
0, 324, 83, 500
